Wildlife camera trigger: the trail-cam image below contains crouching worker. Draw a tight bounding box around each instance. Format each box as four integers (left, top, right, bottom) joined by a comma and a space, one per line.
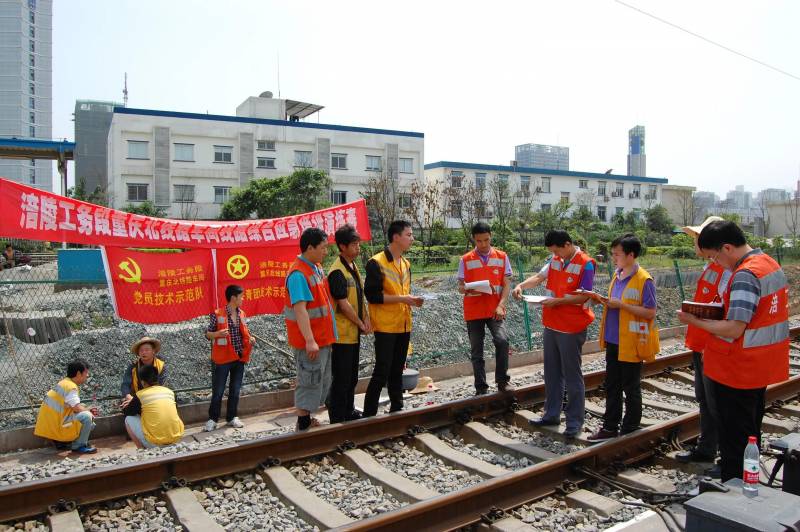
120, 336, 167, 416
34, 359, 99, 454
124, 365, 184, 449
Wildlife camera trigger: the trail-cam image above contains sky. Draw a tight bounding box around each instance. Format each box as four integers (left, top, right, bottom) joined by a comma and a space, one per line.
52, 0, 800, 196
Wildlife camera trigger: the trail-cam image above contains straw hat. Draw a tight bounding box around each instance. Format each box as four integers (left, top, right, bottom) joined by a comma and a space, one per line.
682, 216, 725, 237
409, 376, 440, 394
130, 336, 161, 355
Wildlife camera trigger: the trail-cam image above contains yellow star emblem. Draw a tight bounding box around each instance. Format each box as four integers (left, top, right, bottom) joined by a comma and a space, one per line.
226, 255, 250, 279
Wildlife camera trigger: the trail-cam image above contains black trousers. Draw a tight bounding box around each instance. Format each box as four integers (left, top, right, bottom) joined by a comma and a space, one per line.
692, 351, 719, 457
602, 343, 643, 433
328, 340, 360, 423
363, 332, 410, 417
706, 377, 765, 482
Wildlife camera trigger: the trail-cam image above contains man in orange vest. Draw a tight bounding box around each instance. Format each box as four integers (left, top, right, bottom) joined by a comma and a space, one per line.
676, 216, 729, 468
513, 229, 595, 438
678, 220, 789, 482
204, 284, 254, 432
459, 222, 513, 395
284, 227, 337, 430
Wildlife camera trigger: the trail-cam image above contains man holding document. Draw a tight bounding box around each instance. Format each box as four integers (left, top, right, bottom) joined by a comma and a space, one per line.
458, 222, 514, 395
512, 230, 595, 438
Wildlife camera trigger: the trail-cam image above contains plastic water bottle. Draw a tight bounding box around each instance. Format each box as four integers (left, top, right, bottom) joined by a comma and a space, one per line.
743, 436, 760, 497
425, 383, 435, 406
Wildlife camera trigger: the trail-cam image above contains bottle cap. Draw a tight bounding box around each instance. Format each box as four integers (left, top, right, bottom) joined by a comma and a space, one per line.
748, 436, 757, 444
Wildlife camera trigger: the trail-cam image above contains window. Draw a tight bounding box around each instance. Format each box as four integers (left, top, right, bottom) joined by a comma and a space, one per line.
29, 168, 35, 184
450, 170, 464, 188
257, 140, 275, 151
257, 157, 276, 169
173, 143, 194, 161
597, 206, 607, 221
475, 172, 486, 189
29, 40, 35, 53
632, 208, 641, 220
476, 201, 488, 218
541, 177, 551, 193
520, 175, 530, 193
127, 183, 148, 202
29, 68, 34, 81
29, 11, 34, 24
449, 200, 462, 218
366, 155, 382, 172
29, 25, 34, 38
29, 97, 34, 109
598, 181, 607, 196
213, 145, 233, 163
647, 185, 657, 200
579, 179, 588, 189
174, 184, 195, 203
29, 111, 35, 124
29, 125, 35, 137
399, 158, 414, 174
398, 194, 412, 209
614, 182, 624, 197
560, 191, 570, 203
293, 150, 312, 168
541, 203, 551, 212
29, 82, 34, 95
127, 140, 149, 159
29, 55, 34, 67
498, 173, 509, 184
630, 183, 641, 199
214, 186, 231, 204
616, 207, 624, 216
331, 190, 347, 205
331, 153, 347, 169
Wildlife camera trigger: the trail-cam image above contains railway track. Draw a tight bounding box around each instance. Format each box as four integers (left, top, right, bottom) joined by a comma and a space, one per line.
3, 328, 800, 532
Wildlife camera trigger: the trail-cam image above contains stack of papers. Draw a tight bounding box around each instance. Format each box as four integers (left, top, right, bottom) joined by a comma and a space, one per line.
522, 295, 551, 304
464, 280, 492, 294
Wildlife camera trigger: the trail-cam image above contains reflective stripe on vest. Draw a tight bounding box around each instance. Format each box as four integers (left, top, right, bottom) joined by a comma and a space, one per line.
703, 268, 719, 284
283, 258, 336, 348
743, 321, 789, 348
622, 288, 641, 301
541, 250, 595, 333
628, 321, 650, 335
284, 305, 330, 320
461, 248, 507, 321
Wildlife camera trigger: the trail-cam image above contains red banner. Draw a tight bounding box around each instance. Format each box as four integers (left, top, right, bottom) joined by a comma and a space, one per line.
103, 247, 215, 323
215, 246, 297, 316
0, 177, 370, 248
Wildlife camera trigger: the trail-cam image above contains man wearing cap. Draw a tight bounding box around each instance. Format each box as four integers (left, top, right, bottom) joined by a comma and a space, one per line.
678, 220, 789, 482
123, 365, 184, 449
120, 337, 167, 415
675, 217, 730, 467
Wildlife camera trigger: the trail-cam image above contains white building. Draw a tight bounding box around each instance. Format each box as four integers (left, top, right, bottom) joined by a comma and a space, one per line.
424, 161, 668, 227
106, 93, 424, 219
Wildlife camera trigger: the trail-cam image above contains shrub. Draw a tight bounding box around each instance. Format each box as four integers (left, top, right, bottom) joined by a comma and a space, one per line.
668, 247, 696, 259
671, 233, 694, 248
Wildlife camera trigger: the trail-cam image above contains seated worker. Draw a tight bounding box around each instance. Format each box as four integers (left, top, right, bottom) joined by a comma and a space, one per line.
120, 337, 167, 415
123, 365, 185, 449
34, 359, 99, 454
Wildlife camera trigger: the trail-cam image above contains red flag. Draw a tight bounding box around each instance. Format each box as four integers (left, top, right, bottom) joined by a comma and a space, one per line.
215, 246, 297, 316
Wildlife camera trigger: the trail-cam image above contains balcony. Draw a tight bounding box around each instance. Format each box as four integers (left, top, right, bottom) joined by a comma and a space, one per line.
629, 192, 640, 199
611, 191, 622, 198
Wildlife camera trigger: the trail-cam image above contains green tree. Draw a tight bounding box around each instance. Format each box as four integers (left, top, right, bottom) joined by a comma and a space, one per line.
123, 201, 166, 217
68, 177, 106, 205
220, 169, 332, 221
719, 212, 742, 224
645, 205, 674, 234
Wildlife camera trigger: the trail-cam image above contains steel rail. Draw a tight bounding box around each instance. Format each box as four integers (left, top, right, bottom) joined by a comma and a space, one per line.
337, 373, 800, 532
0, 328, 795, 524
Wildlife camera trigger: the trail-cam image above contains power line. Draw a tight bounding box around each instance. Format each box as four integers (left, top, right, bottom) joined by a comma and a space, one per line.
613, 0, 800, 82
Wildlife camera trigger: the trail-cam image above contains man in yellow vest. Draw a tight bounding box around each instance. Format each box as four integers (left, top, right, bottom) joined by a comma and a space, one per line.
587, 233, 659, 442
363, 220, 423, 417
120, 337, 167, 415
123, 365, 185, 449
327, 224, 371, 423
34, 359, 99, 453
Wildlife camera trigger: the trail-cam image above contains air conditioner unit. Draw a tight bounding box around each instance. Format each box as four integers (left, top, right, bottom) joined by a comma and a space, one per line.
536, 187, 543, 192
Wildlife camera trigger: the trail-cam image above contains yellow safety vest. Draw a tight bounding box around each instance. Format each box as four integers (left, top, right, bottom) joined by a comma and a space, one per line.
137, 385, 184, 446
33, 378, 83, 442
369, 250, 412, 333
599, 266, 660, 363
131, 357, 165, 394
328, 256, 367, 344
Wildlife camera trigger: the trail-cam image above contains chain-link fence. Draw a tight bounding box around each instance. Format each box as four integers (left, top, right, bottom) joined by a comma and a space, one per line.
0, 247, 715, 430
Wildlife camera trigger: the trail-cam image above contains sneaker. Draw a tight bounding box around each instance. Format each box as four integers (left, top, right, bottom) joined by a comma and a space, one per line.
71, 445, 97, 454
529, 417, 559, 427
204, 419, 218, 432
587, 428, 618, 442
676, 448, 715, 463
227, 417, 244, 429
498, 382, 516, 393
563, 428, 581, 440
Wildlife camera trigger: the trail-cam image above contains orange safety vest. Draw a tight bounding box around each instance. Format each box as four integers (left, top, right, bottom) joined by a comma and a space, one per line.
462, 248, 508, 321
542, 250, 596, 333
685, 262, 727, 352
283, 258, 336, 350
211, 307, 253, 364
704, 253, 790, 389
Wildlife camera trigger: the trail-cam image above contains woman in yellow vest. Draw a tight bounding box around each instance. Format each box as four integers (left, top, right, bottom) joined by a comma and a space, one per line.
120, 337, 167, 415
588, 234, 659, 442
327, 224, 371, 423
34, 359, 99, 453
123, 365, 184, 449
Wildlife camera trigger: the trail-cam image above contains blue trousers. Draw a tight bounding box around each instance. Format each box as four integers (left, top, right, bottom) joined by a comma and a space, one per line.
71, 410, 95, 450
208, 360, 245, 422
542, 327, 587, 432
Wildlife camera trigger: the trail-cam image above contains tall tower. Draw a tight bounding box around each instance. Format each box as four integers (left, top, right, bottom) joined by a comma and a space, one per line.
0, 0, 53, 191
627, 125, 646, 177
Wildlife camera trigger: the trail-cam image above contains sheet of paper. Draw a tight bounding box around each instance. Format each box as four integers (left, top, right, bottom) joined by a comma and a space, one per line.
464, 280, 492, 294
419, 293, 439, 301
522, 295, 551, 304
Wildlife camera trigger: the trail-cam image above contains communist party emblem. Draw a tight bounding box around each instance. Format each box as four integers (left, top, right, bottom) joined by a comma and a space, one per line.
118, 257, 142, 284
227, 255, 250, 280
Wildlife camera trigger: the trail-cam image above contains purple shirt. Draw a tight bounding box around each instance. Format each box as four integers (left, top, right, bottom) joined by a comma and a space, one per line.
604, 266, 657, 345
457, 248, 513, 280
